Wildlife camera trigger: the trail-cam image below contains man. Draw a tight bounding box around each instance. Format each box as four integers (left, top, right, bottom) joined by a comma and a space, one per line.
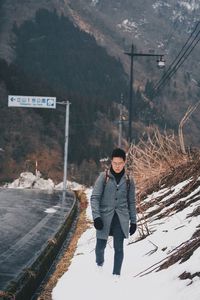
90, 148, 137, 277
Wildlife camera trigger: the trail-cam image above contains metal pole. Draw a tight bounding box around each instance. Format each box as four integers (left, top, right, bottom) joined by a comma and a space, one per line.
125, 45, 164, 144
63, 101, 70, 192
129, 44, 134, 143
118, 94, 123, 148
35, 160, 38, 177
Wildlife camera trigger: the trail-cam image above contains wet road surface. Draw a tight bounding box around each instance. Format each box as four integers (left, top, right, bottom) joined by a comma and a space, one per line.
0, 188, 75, 289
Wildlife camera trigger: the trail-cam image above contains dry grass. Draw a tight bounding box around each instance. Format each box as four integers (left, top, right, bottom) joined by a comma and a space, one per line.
158, 231, 200, 271
0, 291, 15, 299
37, 190, 90, 300
126, 127, 191, 239
127, 127, 189, 195
127, 127, 200, 269
134, 234, 200, 278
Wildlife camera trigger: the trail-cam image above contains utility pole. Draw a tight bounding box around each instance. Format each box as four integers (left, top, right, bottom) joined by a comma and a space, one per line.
118, 94, 123, 148
127, 44, 134, 145
125, 44, 165, 143
57, 101, 70, 192
63, 101, 70, 192
35, 160, 38, 177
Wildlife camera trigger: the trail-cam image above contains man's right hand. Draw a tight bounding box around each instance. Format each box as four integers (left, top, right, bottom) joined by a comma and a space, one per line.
94, 217, 103, 230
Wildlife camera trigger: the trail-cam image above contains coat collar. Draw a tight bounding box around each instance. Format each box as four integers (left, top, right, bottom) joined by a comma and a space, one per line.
108, 171, 126, 186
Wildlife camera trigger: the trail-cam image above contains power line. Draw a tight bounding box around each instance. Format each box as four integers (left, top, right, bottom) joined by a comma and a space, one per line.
154, 30, 200, 95
153, 21, 200, 90
161, 35, 200, 87
153, 21, 200, 95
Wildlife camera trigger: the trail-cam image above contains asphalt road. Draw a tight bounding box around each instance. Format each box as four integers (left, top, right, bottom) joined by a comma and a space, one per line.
0, 188, 75, 289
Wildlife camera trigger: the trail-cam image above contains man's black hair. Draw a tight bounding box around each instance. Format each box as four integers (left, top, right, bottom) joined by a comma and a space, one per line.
111, 148, 126, 161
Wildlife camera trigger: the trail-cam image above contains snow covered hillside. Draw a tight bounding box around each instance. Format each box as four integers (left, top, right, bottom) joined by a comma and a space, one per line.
52, 161, 200, 300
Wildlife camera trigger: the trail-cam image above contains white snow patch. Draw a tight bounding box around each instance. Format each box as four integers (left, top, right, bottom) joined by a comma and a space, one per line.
157, 41, 165, 48
144, 178, 192, 207
4, 172, 39, 189
91, 0, 99, 7
45, 207, 57, 214
117, 19, 138, 33
153, 1, 171, 10
33, 177, 55, 190
3, 172, 84, 191
55, 181, 84, 191
179, 1, 200, 11
4, 172, 55, 190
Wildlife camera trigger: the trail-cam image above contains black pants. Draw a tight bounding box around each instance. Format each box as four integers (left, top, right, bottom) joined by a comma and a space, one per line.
95, 213, 125, 275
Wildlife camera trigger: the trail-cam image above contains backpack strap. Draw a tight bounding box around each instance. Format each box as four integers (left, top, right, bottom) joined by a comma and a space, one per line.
101, 169, 110, 198
105, 169, 110, 183
125, 174, 131, 210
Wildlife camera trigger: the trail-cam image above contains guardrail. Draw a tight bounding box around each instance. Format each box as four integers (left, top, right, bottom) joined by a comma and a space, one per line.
0, 193, 78, 300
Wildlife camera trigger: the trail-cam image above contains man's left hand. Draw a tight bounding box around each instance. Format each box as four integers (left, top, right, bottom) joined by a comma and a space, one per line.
129, 223, 137, 235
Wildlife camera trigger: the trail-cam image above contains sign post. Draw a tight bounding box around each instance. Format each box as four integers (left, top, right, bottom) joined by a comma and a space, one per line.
8, 95, 70, 192
57, 101, 70, 192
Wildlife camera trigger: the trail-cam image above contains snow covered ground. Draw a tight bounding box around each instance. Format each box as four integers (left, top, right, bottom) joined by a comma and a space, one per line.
52, 180, 200, 300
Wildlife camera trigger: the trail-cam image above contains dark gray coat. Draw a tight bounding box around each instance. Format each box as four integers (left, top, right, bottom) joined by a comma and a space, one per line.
90, 171, 137, 240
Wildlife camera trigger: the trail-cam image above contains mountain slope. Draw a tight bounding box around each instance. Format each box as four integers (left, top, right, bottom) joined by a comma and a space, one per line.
67, 0, 200, 146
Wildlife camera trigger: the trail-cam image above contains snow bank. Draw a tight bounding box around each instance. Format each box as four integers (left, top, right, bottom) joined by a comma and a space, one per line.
55, 181, 84, 191
4, 172, 55, 190
3, 172, 84, 191
52, 180, 200, 300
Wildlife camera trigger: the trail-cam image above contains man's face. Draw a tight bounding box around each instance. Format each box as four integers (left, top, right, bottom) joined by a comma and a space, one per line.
111, 157, 125, 173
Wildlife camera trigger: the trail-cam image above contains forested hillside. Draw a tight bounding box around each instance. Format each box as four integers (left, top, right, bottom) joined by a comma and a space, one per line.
0, 9, 129, 183
0, 6, 170, 185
